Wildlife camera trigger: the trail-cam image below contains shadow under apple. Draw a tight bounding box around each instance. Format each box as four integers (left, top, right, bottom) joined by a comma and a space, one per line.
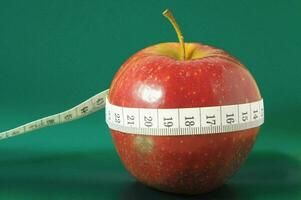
0, 149, 132, 200
0, 148, 300, 199
120, 151, 301, 199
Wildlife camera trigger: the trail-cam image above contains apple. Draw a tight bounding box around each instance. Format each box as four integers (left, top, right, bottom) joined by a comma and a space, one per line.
108, 10, 261, 194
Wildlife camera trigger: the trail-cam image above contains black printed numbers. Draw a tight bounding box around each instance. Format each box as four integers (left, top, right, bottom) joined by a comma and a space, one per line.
241, 112, 248, 122
144, 116, 153, 128
114, 113, 121, 124
96, 98, 104, 106
64, 114, 73, 120
252, 110, 259, 120
80, 106, 89, 114
127, 115, 135, 125
184, 116, 195, 127
163, 117, 173, 128
206, 115, 216, 125
226, 113, 235, 124
46, 119, 55, 125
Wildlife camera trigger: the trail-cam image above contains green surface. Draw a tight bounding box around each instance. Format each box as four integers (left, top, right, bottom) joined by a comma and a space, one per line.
0, 0, 300, 199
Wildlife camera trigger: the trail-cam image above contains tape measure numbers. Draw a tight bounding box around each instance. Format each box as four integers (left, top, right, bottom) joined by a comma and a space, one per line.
106, 98, 264, 136
0, 90, 109, 140
0, 89, 264, 140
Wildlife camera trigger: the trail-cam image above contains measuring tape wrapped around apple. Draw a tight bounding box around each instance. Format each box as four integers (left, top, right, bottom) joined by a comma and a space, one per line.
0, 10, 264, 195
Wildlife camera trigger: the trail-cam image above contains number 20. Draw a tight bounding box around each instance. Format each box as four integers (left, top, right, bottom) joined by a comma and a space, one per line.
144, 116, 153, 127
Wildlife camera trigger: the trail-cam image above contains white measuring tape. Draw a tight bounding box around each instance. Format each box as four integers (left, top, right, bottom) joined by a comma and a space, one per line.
106, 98, 264, 136
0, 90, 109, 140
0, 89, 264, 140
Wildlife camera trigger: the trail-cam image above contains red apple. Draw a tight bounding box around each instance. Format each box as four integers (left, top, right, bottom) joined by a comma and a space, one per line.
108, 10, 261, 194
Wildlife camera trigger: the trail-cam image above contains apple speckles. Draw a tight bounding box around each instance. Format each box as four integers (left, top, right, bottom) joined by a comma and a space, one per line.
185, 71, 191, 77
140, 65, 147, 71
179, 179, 185, 185
110, 42, 261, 194
165, 76, 171, 81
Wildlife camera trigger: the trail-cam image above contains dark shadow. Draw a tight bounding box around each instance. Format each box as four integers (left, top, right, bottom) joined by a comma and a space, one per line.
121, 182, 238, 200
0, 150, 300, 199
120, 151, 301, 199
229, 151, 301, 199
0, 149, 133, 200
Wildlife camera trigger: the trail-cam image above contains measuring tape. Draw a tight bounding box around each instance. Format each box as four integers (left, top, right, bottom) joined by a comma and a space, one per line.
0, 90, 109, 140
0, 89, 264, 140
106, 98, 264, 136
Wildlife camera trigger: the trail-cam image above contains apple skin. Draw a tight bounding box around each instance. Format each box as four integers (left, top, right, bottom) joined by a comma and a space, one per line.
108, 42, 261, 194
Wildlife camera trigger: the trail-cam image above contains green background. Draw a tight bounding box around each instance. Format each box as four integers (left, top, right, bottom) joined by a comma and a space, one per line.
0, 0, 300, 199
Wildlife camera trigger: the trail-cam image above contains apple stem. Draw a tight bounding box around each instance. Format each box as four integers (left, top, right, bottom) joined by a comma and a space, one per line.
163, 9, 186, 60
